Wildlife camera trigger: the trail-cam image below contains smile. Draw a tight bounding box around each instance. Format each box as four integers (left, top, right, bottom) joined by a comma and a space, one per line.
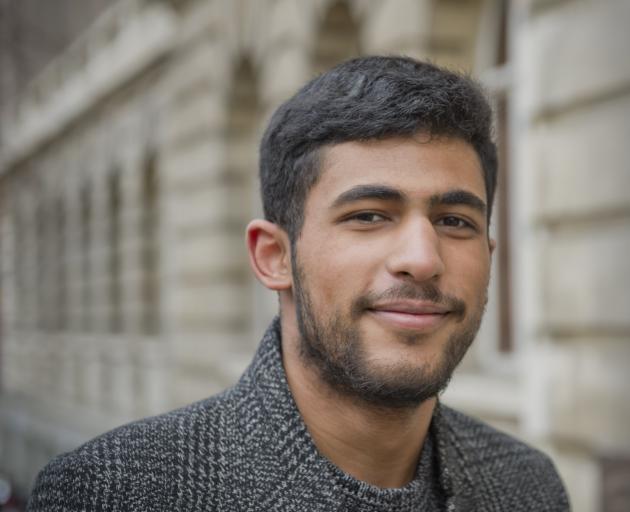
367, 301, 451, 331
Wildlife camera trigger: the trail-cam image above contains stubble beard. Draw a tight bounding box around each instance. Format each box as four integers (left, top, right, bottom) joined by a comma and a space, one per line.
292, 260, 488, 410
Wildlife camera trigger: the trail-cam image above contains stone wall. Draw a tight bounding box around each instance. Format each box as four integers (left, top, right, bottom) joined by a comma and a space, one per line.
515, 1, 630, 509
0, 0, 628, 509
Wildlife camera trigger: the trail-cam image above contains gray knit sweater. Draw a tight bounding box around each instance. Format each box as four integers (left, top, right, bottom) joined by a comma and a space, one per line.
28, 319, 570, 511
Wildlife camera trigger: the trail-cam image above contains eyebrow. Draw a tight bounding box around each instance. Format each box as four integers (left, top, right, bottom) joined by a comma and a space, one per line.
330, 184, 405, 209
429, 189, 487, 216
330, 184, 486, 216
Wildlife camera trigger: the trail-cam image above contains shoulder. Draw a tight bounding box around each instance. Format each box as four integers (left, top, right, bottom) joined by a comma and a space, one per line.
439, 404, 548, 461
28, 390, 241, 512
438, 405, 570, 511
27, 449, 102, 512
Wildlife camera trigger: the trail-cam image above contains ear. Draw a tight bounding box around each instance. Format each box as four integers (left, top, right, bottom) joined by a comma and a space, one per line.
488, 237, 497, 256
246, 219, 292, 291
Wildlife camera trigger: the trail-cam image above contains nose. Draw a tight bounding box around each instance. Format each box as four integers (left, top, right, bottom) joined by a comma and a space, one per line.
385, 218, 445, 282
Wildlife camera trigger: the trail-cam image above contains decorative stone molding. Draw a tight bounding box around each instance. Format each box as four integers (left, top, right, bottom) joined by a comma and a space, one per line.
0, 0, 178, 172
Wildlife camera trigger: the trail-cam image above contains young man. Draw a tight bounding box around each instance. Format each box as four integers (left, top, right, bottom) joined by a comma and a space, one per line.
28, 56, 569, 511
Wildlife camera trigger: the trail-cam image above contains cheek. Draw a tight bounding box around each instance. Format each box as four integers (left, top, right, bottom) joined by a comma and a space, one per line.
444, 244, 491, 296
299, 240, 378, 306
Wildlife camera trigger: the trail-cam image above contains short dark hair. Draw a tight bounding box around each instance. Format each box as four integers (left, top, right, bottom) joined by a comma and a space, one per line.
259, 56, 497, 241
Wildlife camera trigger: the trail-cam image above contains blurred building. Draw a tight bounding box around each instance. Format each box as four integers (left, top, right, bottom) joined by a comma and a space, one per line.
0, 0, 628, 510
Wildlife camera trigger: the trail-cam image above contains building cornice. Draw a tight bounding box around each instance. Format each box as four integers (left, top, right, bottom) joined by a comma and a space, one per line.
0, 0, 178, 174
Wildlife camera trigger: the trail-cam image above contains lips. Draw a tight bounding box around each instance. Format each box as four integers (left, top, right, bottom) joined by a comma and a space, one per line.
369, 300, 451, 315
367, 301, 451, 330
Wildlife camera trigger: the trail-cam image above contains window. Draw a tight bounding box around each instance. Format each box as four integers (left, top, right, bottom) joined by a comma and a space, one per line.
108, 170, 122, 333
54, 197, 67, 331
140, 153, 160, 336
312, 1, 360, 73
80, 182, 92, 332
427, 0, 516, 373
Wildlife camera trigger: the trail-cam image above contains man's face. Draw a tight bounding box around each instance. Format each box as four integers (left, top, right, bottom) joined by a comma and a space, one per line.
290, 136, 493, 408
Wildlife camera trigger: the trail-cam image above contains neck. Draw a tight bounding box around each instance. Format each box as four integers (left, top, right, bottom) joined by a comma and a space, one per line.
280, 315, 436, 489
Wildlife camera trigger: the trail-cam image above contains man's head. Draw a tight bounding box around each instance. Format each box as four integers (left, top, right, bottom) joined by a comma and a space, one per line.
248, 56, 497, 409
259, 56, 497, 242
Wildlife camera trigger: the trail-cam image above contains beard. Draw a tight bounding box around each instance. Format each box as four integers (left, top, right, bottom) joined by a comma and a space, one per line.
292, 260, 487, 410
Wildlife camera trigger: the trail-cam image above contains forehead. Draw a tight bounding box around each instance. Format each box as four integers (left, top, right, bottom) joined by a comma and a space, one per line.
310, 136, 486, 206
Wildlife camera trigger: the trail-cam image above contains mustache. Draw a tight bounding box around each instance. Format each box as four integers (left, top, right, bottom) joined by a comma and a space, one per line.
353, 282, 466, 317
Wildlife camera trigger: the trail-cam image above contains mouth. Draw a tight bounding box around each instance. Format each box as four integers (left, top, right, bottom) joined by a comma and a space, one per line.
366, 301, 451, 331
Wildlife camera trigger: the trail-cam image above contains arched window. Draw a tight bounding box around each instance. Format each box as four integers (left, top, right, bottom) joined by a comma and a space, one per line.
428, 0, 485, 73
312, 1, 360, 73
225, 58, 260, 183
225, 58, 262, 339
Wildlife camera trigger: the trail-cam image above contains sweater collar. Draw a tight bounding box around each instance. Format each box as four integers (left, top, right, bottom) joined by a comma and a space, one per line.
245, 317, 478, 510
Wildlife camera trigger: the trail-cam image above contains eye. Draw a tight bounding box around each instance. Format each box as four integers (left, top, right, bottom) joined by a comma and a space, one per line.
435, 216, 474, 229
345, 212, 389, 224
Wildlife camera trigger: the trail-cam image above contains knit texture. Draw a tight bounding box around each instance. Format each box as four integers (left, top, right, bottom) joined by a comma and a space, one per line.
28, 318, 570, 511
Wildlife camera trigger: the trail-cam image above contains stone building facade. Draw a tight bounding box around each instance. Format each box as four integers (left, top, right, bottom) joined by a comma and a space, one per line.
0, 0, 628, 510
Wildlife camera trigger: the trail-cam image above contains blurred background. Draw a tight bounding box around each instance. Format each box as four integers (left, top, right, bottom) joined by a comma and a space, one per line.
0, 0, 629, 510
